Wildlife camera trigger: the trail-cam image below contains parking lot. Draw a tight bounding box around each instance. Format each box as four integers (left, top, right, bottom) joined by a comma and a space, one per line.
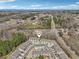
8, 37, 69, 59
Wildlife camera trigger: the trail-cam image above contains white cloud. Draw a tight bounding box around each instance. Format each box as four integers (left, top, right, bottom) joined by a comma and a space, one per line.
68, 4, 77, 7
76, 2, 79, 4
0, 5, 18, 9
0, 1, 79, 10
11, 5, 17, 8
31, 4, 42, 7
29, 2, 79, 10
0, 0, 15, 3
52, 2, 79, 10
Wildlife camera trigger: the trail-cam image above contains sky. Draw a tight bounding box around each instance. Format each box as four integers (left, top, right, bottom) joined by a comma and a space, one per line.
0, 0, 79, 10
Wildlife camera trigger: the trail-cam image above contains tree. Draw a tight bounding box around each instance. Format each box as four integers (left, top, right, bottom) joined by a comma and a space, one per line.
39, 55, 44, 59
0, 32, 27, 57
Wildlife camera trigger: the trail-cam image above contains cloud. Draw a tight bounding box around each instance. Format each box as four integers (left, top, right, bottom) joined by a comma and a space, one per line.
0, 1, 79, 10
31, 4, 42, 7
52, 2, 79, 10
0, 5, 18, 9
28, 4, 50, 9
11, 5, 17, 8
0, 0, 15, 3
76, 2, 79, 4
